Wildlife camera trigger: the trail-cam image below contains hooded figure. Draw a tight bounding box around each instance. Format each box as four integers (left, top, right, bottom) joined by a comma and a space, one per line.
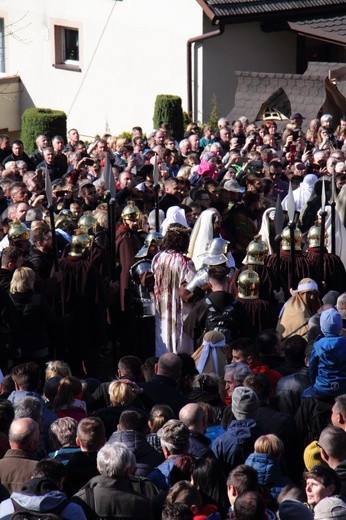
160, 206, 188, 236
282, 174, 318, 213
303, 308, 346, 399
0, 477, 86, 520
277, 278, 321, 340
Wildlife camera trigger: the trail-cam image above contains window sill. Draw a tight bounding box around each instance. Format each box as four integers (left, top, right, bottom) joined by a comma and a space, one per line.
53, 64, 81, 72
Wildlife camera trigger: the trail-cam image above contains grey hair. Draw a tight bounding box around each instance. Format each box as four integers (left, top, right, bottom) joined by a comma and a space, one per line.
9, 418, 38, 446
179, 139, 190, 151
97, 442, 136, 478
193, 372, 219, 388
14, 396, 42, 422
16, 160, 27, 169
49, 417, 78, 448
224, 362, 251, 384
26, 208, 43, 222
321, 114, 333, 123
210, 142, 222, 153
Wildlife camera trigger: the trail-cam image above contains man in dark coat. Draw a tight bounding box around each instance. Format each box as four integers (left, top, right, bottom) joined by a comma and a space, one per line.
115, 202, 143, 313
2, 140, 35, 171
318, 425, 346, 502
0, 418, 39, 493
72, 443, 153, 519
184, 265, 253, 349
109, 409, 163, 476
212, 386, 262, 477
304, 221, 346, 294
139, 353, 189, 418
57, 241, 108, 377
64, 417, 106, 498
179, 403, 215, 459
158, 178, 181, 215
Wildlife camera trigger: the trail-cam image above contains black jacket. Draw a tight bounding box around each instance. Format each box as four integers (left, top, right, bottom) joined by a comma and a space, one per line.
65, 451, 99, 498
108, 430, 164, 476
72, 475, 153, 520
184, 290, 254, 347
9, 291, 62, 357
3, 152, 35, 170
158, 193, 180, 215
188, 430, 215, 459
139, 375, 190, 418
27, 246, 55, 280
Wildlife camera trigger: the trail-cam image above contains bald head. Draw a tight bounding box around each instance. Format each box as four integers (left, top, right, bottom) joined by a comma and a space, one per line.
157, 353, 182, 380
9, 417, 39, 452
179, 403, 206, 433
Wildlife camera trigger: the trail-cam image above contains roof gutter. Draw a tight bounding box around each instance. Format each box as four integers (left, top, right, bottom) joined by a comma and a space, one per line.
187, 24, 224, 118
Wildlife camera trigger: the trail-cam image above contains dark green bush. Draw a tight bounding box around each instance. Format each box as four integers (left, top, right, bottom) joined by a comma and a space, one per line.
21, 108, 67, 153
153, 95, 184, 141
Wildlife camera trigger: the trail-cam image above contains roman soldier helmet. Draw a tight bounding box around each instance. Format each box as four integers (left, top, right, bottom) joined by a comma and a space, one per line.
121, 200, 140, 221
200, 237, 229, 266
281, 226, 302, 251
55, 212, 74, 232
237, 268, 260, 299
69, 230, 92, 257
8, 221, 30, 242
244, 235, 269, 265
135, 231, 164, 259
308, 221, 328, 248
78, 211, 96, 234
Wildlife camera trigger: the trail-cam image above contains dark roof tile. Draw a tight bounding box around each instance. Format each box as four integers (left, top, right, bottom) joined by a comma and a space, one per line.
198, 0, 346, 20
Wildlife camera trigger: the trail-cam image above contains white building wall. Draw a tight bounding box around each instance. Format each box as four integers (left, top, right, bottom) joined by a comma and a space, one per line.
1, 0, 202, 138
200, 18, 297, 120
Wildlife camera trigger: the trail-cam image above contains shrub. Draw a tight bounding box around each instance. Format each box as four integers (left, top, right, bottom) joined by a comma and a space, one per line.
153, 95, 184, 141
21, 108, 67, 153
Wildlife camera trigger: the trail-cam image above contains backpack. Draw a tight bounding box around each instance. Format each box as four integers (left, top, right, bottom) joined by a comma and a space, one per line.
204, 297, 240, 343
10, 497, 68, 520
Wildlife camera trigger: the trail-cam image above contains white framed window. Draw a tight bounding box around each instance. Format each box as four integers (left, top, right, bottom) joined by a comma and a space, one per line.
54, 24, 81, 71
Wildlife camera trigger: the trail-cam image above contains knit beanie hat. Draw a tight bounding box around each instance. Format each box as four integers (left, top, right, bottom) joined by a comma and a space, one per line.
279, 500, 314, 520
322, 291, 340, 307
231, 386, 259, 420
157, 420, 190, 451
303, 440, 327, 471
320, 308, 343, 337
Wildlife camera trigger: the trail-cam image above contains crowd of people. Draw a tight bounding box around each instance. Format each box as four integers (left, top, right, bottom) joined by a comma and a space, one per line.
0, 112, 346, 519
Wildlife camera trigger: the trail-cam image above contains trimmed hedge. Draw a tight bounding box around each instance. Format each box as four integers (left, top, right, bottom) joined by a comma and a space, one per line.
21, 108, 67, 153
153, 95, 184, 141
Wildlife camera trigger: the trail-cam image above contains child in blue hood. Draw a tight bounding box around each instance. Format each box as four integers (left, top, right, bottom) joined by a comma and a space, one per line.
303, 308, 346, 398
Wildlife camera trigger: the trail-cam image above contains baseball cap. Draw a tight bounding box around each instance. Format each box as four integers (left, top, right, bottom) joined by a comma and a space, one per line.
314, 497, 346, 520
223, 179, 245, 193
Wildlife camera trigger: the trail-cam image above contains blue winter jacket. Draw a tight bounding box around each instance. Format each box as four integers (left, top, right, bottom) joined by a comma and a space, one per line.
309, 335, 346, 396
212, 419, 262, 475
245, 452, 291, 500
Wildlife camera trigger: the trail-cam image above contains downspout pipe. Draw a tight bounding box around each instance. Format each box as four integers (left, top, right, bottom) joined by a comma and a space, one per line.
187, 24, 224, 119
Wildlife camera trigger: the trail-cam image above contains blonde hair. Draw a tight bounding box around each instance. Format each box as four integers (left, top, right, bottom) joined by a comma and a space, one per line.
115, 138, 127, 152
108, 380, 136, 406
177, 165, 191, 180
107, 136, 118, 152
254, 434, 284, 458
45, 360, 71, 381
94, 210, 108, 229
10, 267, 35, 293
